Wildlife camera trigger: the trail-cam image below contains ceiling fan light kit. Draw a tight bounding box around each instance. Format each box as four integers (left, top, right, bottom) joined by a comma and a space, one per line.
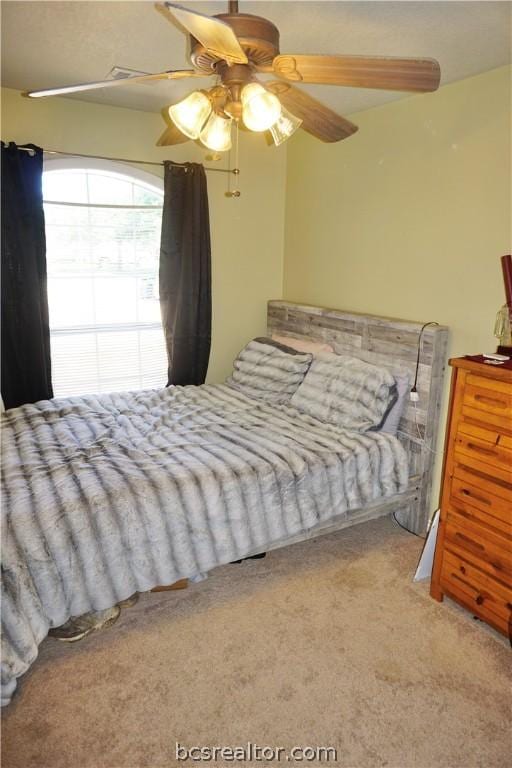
199, 110, 233, 152
167, 90, 212, 139
269, 107, 303, 147
165, 76, 287, 150
239, 82, 281, 131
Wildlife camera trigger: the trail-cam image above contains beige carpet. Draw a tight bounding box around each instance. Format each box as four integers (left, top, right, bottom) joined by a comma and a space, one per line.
2, 517, 510, 768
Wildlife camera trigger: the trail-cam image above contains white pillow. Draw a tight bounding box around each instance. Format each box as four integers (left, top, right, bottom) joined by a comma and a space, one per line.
290, 353, 396, 431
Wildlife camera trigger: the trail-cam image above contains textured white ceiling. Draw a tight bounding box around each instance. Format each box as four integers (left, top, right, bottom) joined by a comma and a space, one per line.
1, 1, 511, 116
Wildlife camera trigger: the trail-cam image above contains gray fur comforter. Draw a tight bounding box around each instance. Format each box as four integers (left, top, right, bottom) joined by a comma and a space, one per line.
1, 384, 408, 704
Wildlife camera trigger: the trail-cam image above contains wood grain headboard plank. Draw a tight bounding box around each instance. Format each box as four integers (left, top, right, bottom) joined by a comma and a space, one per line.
267, 300, 449, 534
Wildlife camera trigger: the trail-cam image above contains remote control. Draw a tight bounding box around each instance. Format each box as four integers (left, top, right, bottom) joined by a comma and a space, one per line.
483, 353, 510, 361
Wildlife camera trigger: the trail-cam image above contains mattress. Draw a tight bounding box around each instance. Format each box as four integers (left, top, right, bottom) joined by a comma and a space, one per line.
1, 383, 408, 704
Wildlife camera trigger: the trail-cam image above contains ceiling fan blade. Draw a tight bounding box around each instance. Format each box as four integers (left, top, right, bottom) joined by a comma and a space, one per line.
156, 2, 248, 65
272, 54, 441, 92
267, 82, 358, 143
156, 122, 189, 146
24, 69, 204, 98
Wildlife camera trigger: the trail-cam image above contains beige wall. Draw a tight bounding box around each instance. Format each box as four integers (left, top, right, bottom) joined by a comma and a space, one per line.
283, 65, 511, 511
1, 87, 287, 382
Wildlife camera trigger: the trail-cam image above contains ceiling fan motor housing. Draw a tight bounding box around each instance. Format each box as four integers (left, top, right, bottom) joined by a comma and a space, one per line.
190, 13, 280, 71
213, 63, 250, 118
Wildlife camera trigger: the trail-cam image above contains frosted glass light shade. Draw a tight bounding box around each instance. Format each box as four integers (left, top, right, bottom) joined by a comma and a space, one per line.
270, 107, 303, 146
199, 112, 232, 152
241, 83, 281, 132
168, 91, 212, 139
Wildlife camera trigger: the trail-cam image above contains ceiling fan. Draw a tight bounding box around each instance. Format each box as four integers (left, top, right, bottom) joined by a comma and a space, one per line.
25, 1, 441, 153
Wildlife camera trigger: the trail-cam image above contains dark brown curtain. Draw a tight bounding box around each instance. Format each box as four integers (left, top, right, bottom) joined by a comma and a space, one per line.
159, 162, 211, 386
1, 142, 53, 409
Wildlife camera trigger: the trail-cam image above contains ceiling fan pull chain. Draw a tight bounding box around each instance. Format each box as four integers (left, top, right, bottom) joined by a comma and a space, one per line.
225, 121, 241, 198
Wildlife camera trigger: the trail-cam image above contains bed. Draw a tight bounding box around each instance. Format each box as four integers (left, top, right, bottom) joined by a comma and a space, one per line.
0, 301, 448, 704
267, 301, 449, 537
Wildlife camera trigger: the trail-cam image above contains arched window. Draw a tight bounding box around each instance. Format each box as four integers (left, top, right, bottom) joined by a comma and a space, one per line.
43, 159, 167, 397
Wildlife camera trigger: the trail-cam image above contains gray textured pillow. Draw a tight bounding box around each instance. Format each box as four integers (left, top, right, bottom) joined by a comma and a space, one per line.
226, 338, 312, 402
290, 353, 397, 431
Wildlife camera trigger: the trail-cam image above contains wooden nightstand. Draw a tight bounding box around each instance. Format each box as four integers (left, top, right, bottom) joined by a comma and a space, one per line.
430, 357, 512, 638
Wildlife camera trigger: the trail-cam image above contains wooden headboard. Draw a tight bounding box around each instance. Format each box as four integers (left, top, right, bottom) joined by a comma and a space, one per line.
267, 300, 449, 534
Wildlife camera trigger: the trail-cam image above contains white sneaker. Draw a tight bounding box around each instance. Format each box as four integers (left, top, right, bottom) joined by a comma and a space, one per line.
48, 605, 121, 643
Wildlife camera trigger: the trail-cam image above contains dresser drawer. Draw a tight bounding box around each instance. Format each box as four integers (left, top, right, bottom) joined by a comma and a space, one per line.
466, 373, 512, 396
454, 441, 512, 484
454, 439, 511, 475
450, 473, 512, 535
453, 465, 512, 508
462, 377, 512, 429
440, 549, 512, 623
462, 404, 512, 433
457, 420, 512, 450
444, 512, 512, 582
440, 557, 511, 637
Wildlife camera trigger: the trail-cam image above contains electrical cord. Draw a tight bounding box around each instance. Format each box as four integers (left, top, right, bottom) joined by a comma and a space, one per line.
392, 510, 425, 539
392, 320, 440, 539
410, 321, 440, 399
413, 402, 438, 454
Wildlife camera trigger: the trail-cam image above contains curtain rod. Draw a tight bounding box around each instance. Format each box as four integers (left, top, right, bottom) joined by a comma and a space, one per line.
15, 146, 238, 175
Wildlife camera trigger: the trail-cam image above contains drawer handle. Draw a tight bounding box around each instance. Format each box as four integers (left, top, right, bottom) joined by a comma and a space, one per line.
475, 594, 485, 606
460, 488, 491, 506
454, 531, 485, 550
466, 442, 497, 457
474, 394, 507, 409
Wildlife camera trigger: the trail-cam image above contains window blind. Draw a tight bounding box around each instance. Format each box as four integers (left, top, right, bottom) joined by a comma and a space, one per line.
43, 168, 167, 398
